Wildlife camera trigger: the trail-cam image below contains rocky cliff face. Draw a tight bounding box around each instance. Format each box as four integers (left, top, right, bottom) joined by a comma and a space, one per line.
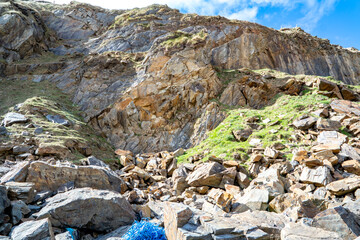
1, 1, 360, 155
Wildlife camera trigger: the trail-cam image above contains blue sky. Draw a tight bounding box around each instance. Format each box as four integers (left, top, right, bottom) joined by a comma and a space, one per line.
55, 0, 359, 49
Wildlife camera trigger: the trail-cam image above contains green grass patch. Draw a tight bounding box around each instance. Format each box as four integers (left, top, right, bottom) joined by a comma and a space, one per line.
177, 90, 331, 164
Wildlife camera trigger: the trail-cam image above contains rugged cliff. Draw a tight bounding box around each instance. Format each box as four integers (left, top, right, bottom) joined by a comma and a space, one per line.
2, 1, 360, 154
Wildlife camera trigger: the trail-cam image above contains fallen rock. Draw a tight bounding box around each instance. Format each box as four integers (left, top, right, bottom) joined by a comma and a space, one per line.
292, 116, 317, 130
5, 182, 36, 204
164, 202, 193, 240
207, 188, 233, 212
235, 189, 269, 211
35, 188, 135, 232
326, 177, 360, 196
25, 161, 127, 193
0, 186, 10, 215
232, 128, 252, 141
10, 218, 54, 240
11, 200, 30, 225
342, 160, 360, 175
317, 130, 347, 145
313, 206, 360, 240
186, 162, 225, 187
0, 162, 30, 183
281, 222, 342, 240
300, 166, 332, 186
2, 112, 28, 126
36, 143, 70, 158
316, 118, 341, 131
330, 99, 360, 116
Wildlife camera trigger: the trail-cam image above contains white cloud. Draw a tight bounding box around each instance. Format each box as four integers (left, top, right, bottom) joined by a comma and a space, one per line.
54, 0, 338, 30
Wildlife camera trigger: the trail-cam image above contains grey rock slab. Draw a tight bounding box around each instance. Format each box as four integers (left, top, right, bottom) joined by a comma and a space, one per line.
2, 113, 28, 127
299, 166, 332, 186
326, 177, 360, 196
313, 206, 360, 240
11, 200, 30, 225
95, 225, 130, 240
35, 188, 135, 232
10, 218, 54, 240
0, 185, 10, 215
45, 115, 70, 126
292, 116, 317, 130
0, 162, 30, 184
281, 222, 342, 240
0, 126, 7, 135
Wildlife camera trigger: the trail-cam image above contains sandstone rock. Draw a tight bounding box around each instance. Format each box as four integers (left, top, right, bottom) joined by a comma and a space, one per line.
264, 147, 279, 159
235, 189, 269, 211
172, 164, 190, 195
342, 160, 360, 175
10, 218, 54, 240
236, 171, 251, 189
330, 99, 360, 116
313, 206, 360, 240
5, 182, 36, 204
186, 162, 225, 187
317, 130, 347, 145
35, 188, 135, 232
292, 116, 317, 130
326, 177, 360, 196
311, 144, 341, 154
164, 202, 193, 240
36, 143, 70, 158
281, 222, 341, 240
299, 166, 332, 186
25, 161, 127, 193
207, 188, 233, 212
232, 129, 252, 141
312, 149, 338, 165
2, 112, 28, 126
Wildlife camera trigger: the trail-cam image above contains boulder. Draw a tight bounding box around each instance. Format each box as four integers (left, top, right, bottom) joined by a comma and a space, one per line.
330, 99, 360, 116
45, 115, 70, 126
2, 113, 28, 127
317, 131, 347, 145
172, 165, 190, 195
0, 162, 30, 184
36, 143, 70, 158
186, 162, 226, 187
316, 118, 341, 131
10, 218, 54, 240
326, 177, 360, 196
207, 188, 233, 212
299, 166, 332, 186
281, 222, 341, 240
25, 161, 127, 193
340, 144, 360, 161
35, 188, 135, 232
313, 206, 360, 240
164, 202, 193, 240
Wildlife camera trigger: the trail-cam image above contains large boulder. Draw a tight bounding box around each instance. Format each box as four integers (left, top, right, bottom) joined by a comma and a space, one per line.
313, 206, 360, 240
186, 162, 226, 187
25, 161, 127, 193
299, 166, 332, 186
281, 222, 341, 240
5, 182, 36, 204
35, 188, 135, 232
10, 218, 54, 240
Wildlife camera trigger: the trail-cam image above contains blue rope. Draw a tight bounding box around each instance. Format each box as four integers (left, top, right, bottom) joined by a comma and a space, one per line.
122, 220, 167, 240
66, 228, 76, 240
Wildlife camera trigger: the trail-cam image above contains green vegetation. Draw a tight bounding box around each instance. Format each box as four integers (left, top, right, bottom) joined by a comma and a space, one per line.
161, 30, 208, 49
0, 76, 116, 162
177, 89, 331, 164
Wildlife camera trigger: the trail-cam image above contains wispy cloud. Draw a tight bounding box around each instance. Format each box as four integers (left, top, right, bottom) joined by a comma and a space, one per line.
54, 0, 338, 30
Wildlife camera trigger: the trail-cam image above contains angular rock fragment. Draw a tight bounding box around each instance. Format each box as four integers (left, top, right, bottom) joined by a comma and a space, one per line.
186, 162, 225, 187
2, 112, 28, 126
35, 188, 135, 232
164, 202, 193, 240
281, 222, 341, 240
326, 177, 360, 196
299, 166, 332, 186
10, 218, 54, 240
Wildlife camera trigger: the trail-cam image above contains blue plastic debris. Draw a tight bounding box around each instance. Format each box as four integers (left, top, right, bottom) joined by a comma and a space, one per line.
66, 228, 77, 240
122, 220, 167, 240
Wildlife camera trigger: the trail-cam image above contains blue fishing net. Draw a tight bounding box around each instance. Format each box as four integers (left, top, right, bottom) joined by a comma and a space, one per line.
122, 220, 167, 240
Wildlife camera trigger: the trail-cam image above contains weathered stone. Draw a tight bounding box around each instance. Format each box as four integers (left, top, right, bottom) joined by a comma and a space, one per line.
172, 165, 190, 195
235, 189, 269, 211
232, 129, 252, 141
342, 160, 360, 175
10, 218, 54, 240
249, 168, 285, 198
11, 200, 30, 224
236, 172, 250, 189
35, 188, 135, 232
164, 202, 193, 240
0, 186, 10, 216
340, 144, 360, 161
2, 112, 28, 126
0, 126, 7, 136
313, 206, 360, 240
5, 182, 36, 204
0, 162, 30, 184
300, 166, 332, 186
186, 162, 226, 187
25, 161, 127, 193
326, 177, 360, 196
281, 222, 341, 240
317, 131, 347, 145
36, 143, 70, 158
55, 231, 75, 240
316, 118, 341, 131
208, 188, 233, 212
312, 149, 338, 165
311, 144, 341, 154
330, 99, 360, 116
264, 147, 279, 159
46, 115, 70, 126
95, 226, 130, 240
292, 116, 317, 130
